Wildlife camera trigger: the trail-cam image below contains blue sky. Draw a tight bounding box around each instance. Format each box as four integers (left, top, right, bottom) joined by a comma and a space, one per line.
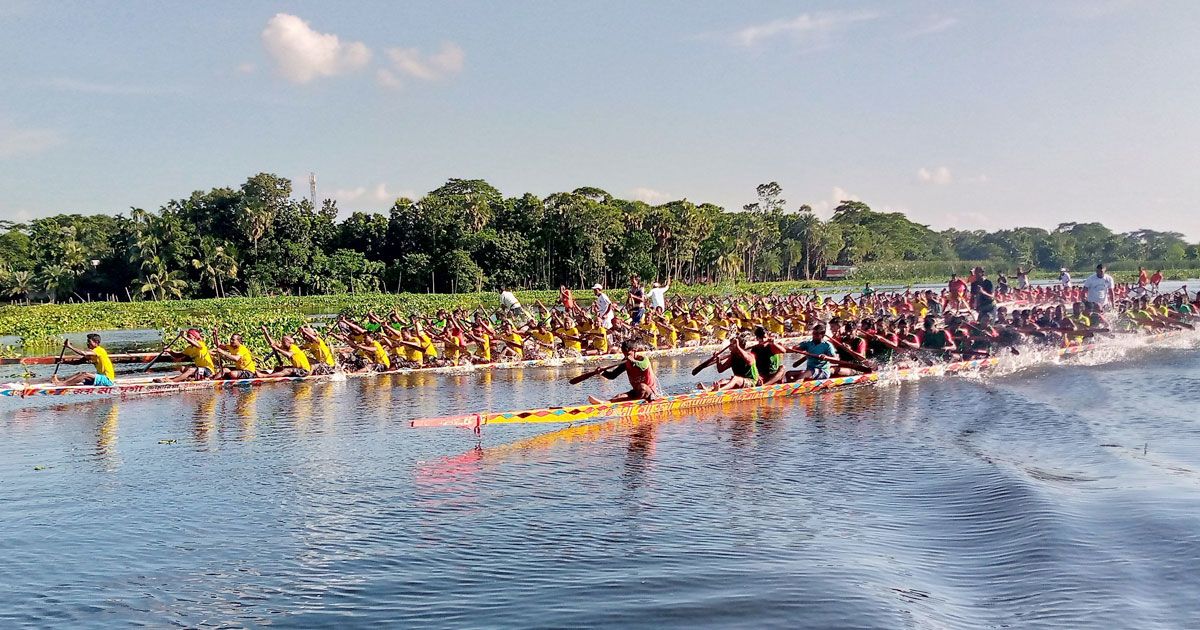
2, 1, 1198, 238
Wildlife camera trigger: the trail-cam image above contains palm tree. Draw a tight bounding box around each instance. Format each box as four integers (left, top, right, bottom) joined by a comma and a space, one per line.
139, 269, 187, 301
6, 270, 32, 304
192, 239, 239, 298
35, 264, 73, 302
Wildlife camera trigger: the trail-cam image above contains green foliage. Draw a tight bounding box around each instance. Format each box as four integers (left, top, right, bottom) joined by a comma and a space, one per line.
0, 175, 1196, 308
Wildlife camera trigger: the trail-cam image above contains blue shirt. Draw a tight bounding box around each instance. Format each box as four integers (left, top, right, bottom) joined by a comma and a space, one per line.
798, 340, 837, 371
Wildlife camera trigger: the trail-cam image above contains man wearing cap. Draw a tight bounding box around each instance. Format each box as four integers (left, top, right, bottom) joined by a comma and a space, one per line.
592, 284, 614, 330
1081, 263, 1116, 309
647, 279, 670, 311
157, 328, 216, 382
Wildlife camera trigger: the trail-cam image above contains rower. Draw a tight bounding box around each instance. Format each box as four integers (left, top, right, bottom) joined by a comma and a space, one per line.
787, 323, 838, 381
699, 334, 760, 391
587, 340, 661, 404
298, 326, 337, 375
750, 325, 787, 385
212, 330, 259, 380
259, 326, 312, 378
50, 333, 116, 387
157, 328, 216, 382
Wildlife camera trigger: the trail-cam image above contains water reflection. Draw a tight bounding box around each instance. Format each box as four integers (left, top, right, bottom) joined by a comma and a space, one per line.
235, 388, 259, 440
96, 402, 120, 470
191, 394, 218, 448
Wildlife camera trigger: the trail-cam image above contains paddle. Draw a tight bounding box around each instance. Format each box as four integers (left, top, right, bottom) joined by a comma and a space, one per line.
791, 350, 873, 373
570, 362, 620, 385
144, 330, 184, 373
691, 340, 731, 376
50, 339, 69, 378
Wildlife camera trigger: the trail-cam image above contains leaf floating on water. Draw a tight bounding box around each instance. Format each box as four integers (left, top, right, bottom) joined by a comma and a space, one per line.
158, 439, 178, 445
33, 465, 46, 471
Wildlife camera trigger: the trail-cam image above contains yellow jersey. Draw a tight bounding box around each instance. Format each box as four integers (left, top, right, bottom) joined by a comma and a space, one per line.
91, 346, 115, 380
231, 345, 257, 372
287, 343, 311, 371
418, 332, 438, 359
557, 327, 582, 352
304, 338, 336, 366
373, 341, 392, 368
183, 341, 216, 371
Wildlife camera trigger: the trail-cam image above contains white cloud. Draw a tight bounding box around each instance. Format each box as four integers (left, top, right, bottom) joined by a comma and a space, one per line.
810, 187, 860, 218
384, 42, 465, 81
904, 16, 959, 38
0, 118, 64, 158
730, 11, 879, 48
631, 187, 671, 204
261, 13, 371, 84
332, 183, 416, 205
376, 68, 403, 89
917, 166, 953, 185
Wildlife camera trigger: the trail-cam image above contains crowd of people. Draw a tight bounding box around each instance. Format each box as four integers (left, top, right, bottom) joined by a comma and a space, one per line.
51, 265, 1198, 392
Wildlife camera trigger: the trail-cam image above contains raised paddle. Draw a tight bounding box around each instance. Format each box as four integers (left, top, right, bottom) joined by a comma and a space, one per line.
144, 330, 184, 373
691, 340, 732, 376
50, 339, 69, 378
569, 362, 620, 385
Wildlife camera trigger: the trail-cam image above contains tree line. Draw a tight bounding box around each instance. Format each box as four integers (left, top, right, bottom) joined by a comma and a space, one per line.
0, 174, 1196, 303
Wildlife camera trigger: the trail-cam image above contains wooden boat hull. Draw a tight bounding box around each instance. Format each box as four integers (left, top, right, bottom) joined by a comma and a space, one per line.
410, 342, 1105, 429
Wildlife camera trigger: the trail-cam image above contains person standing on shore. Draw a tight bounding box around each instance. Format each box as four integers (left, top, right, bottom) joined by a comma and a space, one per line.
1082, 264, 1116, 309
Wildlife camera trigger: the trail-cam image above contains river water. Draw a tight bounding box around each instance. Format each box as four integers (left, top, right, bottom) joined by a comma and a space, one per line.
2, 329, 1199, 628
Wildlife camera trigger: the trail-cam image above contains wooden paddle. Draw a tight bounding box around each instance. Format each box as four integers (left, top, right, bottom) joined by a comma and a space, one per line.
691, 340, 731, 376
144, 330, 184, 373
791, 350, 873, 373
570, 362, 620, 385
50, 339, 69, 378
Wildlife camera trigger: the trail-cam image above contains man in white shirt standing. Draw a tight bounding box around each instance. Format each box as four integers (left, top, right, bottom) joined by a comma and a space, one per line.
499, 287, 526, 319
647, 280, 670, 311
1081, 263, 1116, 308
592, 284, 615, 329
1059, 268, 1071, 288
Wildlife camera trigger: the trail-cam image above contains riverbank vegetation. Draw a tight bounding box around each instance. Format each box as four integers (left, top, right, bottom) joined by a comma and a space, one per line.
1, 174, 1197, 306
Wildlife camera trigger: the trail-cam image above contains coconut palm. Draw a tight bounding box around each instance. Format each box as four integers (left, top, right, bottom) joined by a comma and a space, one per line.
139, 269, 187, 301
6, 270, 32, 304
191, 239, 239, 298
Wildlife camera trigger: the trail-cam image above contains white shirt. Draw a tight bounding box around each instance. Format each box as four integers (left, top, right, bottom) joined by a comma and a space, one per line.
500, 290, 520, 310
594, 292, 613, 327
1081, 273, 1115, 305
1060, 272, 1071, 286
647, 286, 669, 310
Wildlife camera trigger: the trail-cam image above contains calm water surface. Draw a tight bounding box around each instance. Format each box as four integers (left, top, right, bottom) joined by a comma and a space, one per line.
2, 335, 1200, 628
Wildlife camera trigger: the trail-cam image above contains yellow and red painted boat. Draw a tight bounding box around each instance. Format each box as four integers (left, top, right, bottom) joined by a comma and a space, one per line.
410, 342, 1104, 431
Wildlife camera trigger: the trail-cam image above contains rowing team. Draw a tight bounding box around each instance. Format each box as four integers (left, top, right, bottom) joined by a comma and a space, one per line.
578, 295, 1199, 405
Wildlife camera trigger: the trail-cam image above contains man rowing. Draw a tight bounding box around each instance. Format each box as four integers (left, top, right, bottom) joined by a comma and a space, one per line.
157, 328, 216, 382
587, 340, 661, 404
750, 325, 787, 385
699, 334, 760, 391
50, 333, 116, 387
212, 329, 258, 380
298, 326, 338, 375
259, 326, 312, 378
790, 323, 839, 381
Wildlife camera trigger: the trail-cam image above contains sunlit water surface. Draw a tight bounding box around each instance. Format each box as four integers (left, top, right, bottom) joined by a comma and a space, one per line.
2, 334, 1200, 628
